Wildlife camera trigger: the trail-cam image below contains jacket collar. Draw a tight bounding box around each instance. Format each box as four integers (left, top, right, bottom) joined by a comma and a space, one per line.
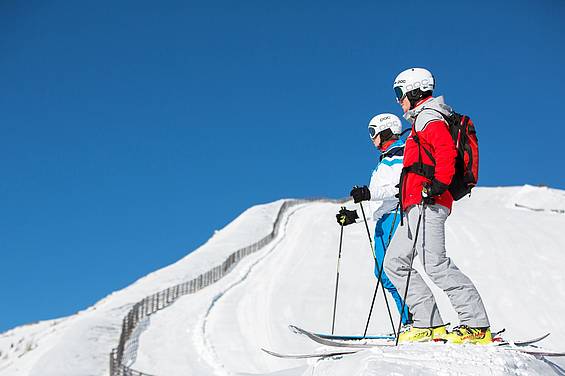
403, 96, 451, 124
378, 139, 396, 152
380, 139, 405, 160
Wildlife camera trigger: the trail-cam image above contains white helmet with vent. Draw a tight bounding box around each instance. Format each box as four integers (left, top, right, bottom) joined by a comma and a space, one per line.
393, 68, 435, 102
368, 113, 402, 139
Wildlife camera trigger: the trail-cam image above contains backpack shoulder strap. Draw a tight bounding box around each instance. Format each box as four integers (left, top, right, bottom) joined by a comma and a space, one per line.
410, 123, 435, 165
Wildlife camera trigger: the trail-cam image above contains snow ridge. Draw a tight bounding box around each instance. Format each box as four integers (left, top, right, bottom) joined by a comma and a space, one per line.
3, 186, 564, 376
130, 186, 565, 376
110, 200, 312, 376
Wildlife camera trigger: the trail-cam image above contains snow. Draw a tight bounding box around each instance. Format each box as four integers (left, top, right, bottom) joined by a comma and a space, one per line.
510, 185, 565, 213
132, 186, 565, 375
1, 187, 565, 376
311, 344, 554, 375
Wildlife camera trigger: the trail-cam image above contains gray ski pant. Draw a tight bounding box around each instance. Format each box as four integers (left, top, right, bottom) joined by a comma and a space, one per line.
383, 204, 490, 328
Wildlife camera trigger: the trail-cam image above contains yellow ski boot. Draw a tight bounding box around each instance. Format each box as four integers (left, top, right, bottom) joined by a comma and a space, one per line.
397, 325, 433, 343
432, 324, 448, 340
444, 325, 492, 344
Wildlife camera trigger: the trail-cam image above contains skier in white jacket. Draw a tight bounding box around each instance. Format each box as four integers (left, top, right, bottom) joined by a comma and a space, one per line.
337, 113, 411, 325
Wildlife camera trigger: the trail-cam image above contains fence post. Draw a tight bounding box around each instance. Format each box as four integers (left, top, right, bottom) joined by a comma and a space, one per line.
109, 349, 115, 376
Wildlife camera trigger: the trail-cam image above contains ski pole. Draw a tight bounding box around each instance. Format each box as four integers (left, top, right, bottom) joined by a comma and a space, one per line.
331, 211, 345, 334
362, 239, 397, 338
362, 203, 399, 337
358, 201, 396, 337
394, 204, 424, 346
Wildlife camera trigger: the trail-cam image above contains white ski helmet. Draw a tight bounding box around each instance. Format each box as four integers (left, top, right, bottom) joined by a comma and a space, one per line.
368, 113, 402, 139
393, 67, 435, 102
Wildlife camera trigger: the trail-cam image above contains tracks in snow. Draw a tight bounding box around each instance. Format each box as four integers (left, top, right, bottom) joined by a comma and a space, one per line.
195, 203, 308, 376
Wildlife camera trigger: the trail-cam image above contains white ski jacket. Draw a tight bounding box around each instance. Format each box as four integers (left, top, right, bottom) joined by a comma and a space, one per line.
367, 139, 405, 221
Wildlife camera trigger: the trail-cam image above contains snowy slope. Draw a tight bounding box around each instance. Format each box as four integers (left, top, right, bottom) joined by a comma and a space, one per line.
0, 200, 285, 376
130, 186, 565, 376
1, 186, 564, 376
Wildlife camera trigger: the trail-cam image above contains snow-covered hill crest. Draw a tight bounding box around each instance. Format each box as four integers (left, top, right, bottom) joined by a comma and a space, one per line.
1, 186, 565, 376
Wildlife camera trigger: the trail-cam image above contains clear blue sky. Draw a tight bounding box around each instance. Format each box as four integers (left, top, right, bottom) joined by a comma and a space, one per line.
1, 0, 564, 332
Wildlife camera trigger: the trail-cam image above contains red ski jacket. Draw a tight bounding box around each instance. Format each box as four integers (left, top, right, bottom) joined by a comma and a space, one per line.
401, 96, 457, 211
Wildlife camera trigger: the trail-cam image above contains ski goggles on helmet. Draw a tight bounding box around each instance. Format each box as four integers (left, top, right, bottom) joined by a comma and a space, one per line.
394, 86, 405, 102
368, 125, 380, 139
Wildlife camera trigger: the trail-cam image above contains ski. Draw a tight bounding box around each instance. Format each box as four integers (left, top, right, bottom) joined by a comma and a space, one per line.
270, 329, 559, 360
261, 347, 359, 359
310, 327, 506, 342
310, 332, 394, 341
510, 349, 565, 357
289, 325, 394, 348
290, 325, 550, 350
262, 346, 565, 360
511, 332, 550, 346
436, 332, 550, 347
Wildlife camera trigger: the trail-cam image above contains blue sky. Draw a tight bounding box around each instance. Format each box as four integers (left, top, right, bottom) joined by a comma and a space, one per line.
1, 0, 564, 332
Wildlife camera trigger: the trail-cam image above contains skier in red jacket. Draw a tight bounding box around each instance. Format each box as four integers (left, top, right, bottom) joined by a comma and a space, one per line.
383, 68, 491, 344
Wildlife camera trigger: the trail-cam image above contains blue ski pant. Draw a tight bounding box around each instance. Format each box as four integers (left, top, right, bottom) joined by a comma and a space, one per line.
374, 210, 411, 325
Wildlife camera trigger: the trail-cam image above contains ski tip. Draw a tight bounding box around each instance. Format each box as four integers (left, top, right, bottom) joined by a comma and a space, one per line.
261, 348, 276, 356
520, 350, 565, 357
262, 348, 290, 358
288, 324, 304, 334
530, 332, 551, 343
514, 332, 551, 346
262, 347, 360, 359
540, 332, 551, 341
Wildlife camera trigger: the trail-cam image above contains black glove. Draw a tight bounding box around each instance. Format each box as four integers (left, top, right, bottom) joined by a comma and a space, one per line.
350, 185, 371, 203
422, 179, 449, 205
422, 192, 435, 205
336, 208, 359, 226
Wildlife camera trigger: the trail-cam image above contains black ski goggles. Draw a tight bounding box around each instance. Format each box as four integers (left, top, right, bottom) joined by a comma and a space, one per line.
394, 86, 405, 102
